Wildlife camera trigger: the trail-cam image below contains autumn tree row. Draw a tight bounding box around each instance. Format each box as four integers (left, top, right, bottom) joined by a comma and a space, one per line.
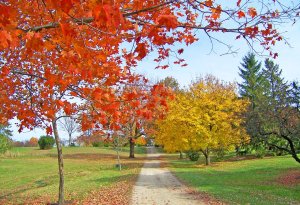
1, 0, 299, 204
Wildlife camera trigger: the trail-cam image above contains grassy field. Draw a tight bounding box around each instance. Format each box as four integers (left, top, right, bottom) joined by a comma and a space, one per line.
0, 146, 146, 204
167, 154, 300, 205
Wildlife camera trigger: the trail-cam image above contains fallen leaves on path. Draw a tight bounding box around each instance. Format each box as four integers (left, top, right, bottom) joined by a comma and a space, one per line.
79, 175, 137, 205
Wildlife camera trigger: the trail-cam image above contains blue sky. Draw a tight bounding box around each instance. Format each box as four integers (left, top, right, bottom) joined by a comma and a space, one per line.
10, 22, 300, 141
136, 23, 300, 87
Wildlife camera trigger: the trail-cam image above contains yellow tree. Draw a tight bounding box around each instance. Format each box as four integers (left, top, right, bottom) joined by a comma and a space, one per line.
190, 76, 249, 165
156, 75, 249, 165
155, 91, 200, 154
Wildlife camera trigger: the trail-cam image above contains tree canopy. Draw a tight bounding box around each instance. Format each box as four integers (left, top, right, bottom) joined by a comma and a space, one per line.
155, 75, 249, 165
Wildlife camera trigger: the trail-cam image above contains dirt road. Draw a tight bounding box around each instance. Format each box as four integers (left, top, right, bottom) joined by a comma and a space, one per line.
130, 147, 205, 205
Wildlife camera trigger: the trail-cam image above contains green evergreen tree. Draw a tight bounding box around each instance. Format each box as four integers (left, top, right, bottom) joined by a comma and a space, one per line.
289, 81, 300, 110
238, 52, 265, 109
0, 123, 13, 138
257, 59, 300, 162
238, 55, 300, 162
257, 59, 289, 155
262, 59, 289, 110
238, 53, 266, 154
0, 124, 12, 154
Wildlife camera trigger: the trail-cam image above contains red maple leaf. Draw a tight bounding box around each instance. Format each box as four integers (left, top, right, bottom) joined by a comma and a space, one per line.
135, 43, 147, 60
157, 15, 178, 29
237, 10, 245, 18
248, 7, 257, 18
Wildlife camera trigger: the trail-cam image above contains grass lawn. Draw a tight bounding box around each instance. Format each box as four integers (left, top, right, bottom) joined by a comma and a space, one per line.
0, 146, 146, 204
167, 154, 300, 205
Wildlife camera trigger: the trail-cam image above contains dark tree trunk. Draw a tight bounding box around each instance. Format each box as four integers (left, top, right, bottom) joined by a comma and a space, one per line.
201, 148, 211, 166
179, 151, 183, 159
205, 154, 211, 165
53, 119, 64, 205
129, 137, 135, 158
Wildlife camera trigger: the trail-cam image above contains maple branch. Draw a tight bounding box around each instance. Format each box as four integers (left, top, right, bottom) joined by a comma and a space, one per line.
54, 115, 73, 123
19, 0, 175, 32
123, 0, 175, 17
266, 142, 291, 154
11, 69, 47, 80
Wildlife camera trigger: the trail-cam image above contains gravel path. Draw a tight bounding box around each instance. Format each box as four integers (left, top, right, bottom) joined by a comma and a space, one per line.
131, 147, 205, 205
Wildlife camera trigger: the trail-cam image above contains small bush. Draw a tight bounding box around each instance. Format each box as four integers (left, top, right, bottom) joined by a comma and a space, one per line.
92, 141, 102, 147
215, 148, 228, 159
38, 135, 55, 150
255, 147, 266, 158
0, 134, 12, 154
187, 151, 200, 161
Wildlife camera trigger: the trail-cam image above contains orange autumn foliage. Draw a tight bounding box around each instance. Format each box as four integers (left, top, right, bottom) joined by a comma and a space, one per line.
135, 136, 147, 146
28, 137, 39, 147
0, 1, 298, 204
0, 1, 296, 129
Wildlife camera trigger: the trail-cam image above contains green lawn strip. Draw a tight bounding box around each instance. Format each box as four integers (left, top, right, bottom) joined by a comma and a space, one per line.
169, 155, 300, 205
0, 146, 145, 203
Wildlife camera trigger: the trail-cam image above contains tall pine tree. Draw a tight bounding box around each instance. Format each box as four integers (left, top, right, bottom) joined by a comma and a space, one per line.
258, 59, 300, 161
238, 55, 300, 162
262, 59, 289, 110
238, 53, 265, 110
238, 53, 266, 153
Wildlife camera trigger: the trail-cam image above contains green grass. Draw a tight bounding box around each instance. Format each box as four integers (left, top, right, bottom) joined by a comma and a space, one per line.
168, 154, 300, 205
0, 146, 146, 204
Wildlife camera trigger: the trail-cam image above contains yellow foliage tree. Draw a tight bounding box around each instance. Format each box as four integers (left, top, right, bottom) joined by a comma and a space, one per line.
155, 75, 249, 165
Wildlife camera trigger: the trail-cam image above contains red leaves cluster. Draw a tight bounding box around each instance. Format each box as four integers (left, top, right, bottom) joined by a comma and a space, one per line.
237, 10, 246, 18
210, 5, 222, 20
237, 7, 257, 19
135, 43, 148, 60
157, 15, 178, 29
93, 3, 124, 29
61, 0, 74, 14
248, 7, 257, 18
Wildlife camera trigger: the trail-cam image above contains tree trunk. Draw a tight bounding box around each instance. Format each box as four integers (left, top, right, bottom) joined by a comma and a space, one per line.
53, 119, 64, 205
116, 135, 122, 170
201, 148, 211, 166
179, 151, 183, 159
68, 133, 72, 146
129, 137, 135, 158
205, 154, 210, 165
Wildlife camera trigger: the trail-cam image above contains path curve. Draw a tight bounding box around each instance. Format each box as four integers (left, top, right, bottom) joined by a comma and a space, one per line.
131, 147, 205, 205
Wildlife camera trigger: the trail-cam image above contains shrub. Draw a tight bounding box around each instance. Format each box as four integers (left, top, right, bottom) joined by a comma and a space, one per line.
92, 141, 102, 147
187, 151, 200, 161
215, 148, 228, 159
38, 135, 55, 149
0, 134, 12, 154
255, 147, 266, 158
